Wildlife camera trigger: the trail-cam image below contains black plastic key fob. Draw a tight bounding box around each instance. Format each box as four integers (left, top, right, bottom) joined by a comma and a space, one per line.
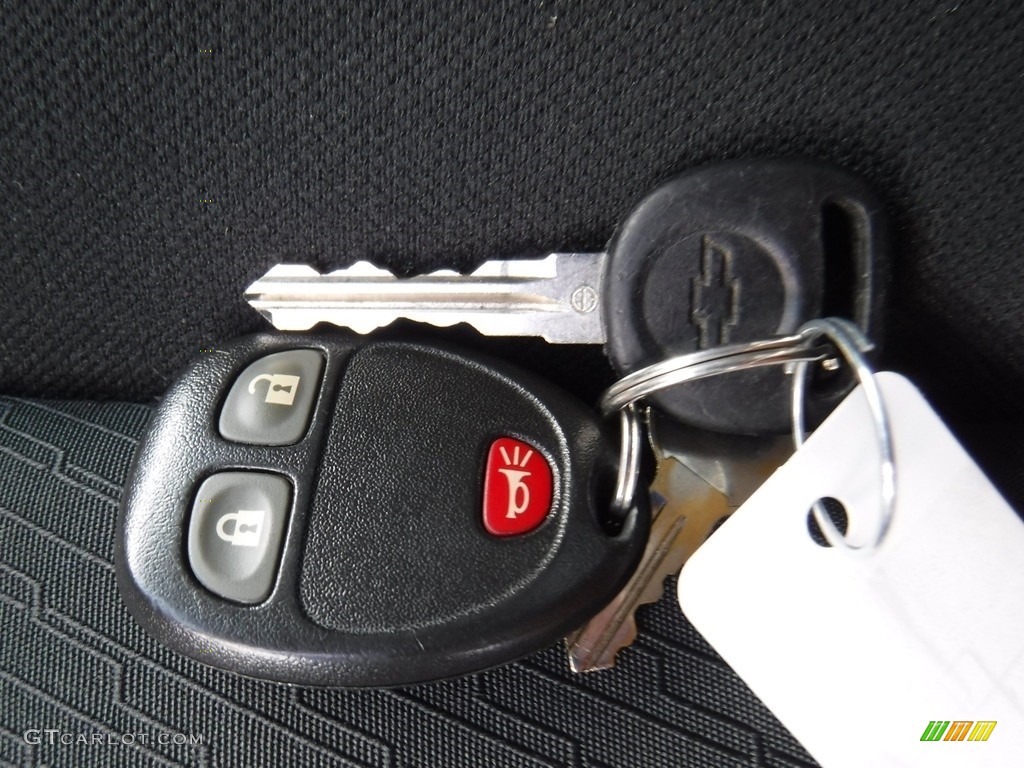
116, 334, 647, 687
604, 158, 888, 434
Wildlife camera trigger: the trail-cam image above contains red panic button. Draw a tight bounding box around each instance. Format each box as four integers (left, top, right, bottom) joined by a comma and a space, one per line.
482, 437, 554, 536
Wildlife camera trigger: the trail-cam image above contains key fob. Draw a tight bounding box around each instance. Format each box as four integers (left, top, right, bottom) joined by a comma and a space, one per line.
116, 333, 647, 687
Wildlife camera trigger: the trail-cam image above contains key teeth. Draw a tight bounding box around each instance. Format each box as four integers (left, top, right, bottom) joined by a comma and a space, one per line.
256, 309, 316, 331
262, 264, 322, 278
565, 618, 634, 671
244, 264, 323, 299
259, 255, 568, 282
261, 260, 446, 280
325, 261, 494, 279
324, 261, 478, 279
563, 611, 641, 673
325, 260, 397, 278
260, 307, 402, 334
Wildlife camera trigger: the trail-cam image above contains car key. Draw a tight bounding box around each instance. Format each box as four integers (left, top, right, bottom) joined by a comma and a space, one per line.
244, 158, 888, 433
116, 333, 648, 687
566, 415, 791, 672
564, 319, 867, 672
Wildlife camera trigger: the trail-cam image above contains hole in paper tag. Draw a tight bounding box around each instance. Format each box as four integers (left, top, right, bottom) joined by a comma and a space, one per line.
806, 497, 850, 548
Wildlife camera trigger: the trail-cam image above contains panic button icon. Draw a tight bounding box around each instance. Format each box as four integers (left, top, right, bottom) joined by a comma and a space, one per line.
482, 437, 553, 536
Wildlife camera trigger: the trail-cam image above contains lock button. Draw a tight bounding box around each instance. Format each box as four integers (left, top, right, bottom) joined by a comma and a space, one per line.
187, 471, 292, 604
219, 349, 323, 445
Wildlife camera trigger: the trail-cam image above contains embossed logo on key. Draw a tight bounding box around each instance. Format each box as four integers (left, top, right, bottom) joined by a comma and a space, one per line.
482, 437, 553, 536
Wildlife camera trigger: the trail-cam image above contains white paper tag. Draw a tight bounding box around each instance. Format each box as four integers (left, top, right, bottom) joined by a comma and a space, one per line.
678, 373, 1024, 768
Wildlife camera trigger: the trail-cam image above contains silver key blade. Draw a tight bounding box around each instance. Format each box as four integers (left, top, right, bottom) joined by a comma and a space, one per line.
244, 255, 607, 343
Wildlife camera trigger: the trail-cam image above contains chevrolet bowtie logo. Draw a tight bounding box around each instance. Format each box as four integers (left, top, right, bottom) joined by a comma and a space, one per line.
690, 237, 740, 349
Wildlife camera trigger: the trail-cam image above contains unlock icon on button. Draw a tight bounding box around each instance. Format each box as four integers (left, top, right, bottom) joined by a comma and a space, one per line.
248, 373, 301, 406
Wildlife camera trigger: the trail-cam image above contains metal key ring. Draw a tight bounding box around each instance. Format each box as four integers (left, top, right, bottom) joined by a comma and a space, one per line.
604, 335, 831, 517
602, 321, 895, 544
791, 318, 895, 552
600, 336, 832, 416
610, 403, 643, 516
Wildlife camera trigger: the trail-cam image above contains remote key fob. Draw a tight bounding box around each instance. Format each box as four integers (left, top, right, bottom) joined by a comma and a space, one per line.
116, 333, 647, 687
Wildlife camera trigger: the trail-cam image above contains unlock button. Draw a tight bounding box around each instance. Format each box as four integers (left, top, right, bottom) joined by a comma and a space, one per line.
248, 373, 301, 405
188, 472, 291, 604
219, 350, 323, 445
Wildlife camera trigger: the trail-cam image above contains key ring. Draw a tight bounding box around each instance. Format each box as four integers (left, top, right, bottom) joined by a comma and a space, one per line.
601, 336, 832, 416
604, 336, 832, 517
791, 318, 895, 552
604, 320, 896, 552
610, 403, 643, 516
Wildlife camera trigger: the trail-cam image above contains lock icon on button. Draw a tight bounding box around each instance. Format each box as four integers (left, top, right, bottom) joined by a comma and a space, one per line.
215, 509, 265, 547
248, 373, 301, 406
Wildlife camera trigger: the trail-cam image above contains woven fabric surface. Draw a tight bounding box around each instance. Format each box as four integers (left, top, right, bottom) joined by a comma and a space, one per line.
2, 1, 1024, 425
0, 395, 817, 767
3, 2, 1024, 767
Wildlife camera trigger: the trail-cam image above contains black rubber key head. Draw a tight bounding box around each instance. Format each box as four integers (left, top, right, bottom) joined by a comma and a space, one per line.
117, 333, 647, 687
604, 158, 888, 434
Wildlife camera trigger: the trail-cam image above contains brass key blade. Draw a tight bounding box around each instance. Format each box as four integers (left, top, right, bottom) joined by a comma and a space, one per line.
565, 457, 731, 673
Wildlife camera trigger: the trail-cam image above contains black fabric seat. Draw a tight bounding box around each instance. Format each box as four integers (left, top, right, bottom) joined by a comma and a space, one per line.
3, 2, 1023, 765
0, 397, 816, 766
